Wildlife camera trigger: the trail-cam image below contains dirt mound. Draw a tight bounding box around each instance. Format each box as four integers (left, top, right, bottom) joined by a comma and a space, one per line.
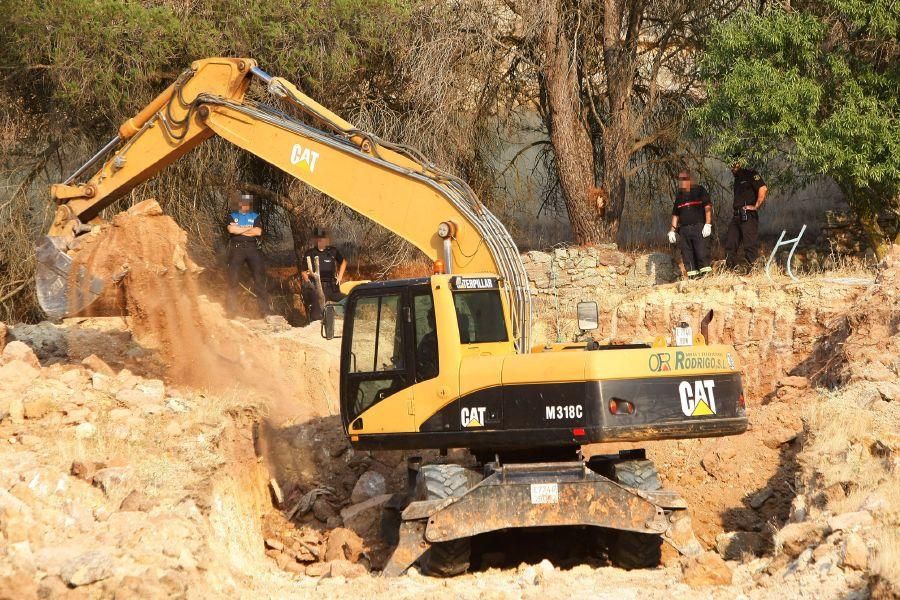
66, 200, 339, 416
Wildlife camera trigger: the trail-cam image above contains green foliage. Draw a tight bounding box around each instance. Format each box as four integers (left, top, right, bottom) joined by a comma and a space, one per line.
0, 0, 412, 132
1, 0, 186, 128
185, 0, 410, 102
693, 1, 900, 224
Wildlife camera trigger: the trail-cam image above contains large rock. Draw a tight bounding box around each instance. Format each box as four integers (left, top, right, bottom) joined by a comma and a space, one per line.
682, 551, 732, 588
8, 323, 68, 359
0, 361, 40, 404
339, 494, 391, 542
0, 488, 34, 544
60, 550, 113, 587
842, 533, 868, 570
82, 354, 115, 376
119, 490, 155, 512
92, 467, 132, 495
116, 388, 155, 406
75, 422, 97, 439
748, 487, 774, 509
762, 426, 798, 449
1, 341, 40, 369
350, 471, 387, 504
136, 379, 166, 402
700, 445, 738, 480
91, 372, 116, 393
327, 559, 367, 579
0, 570, 37, 600
668, 515, 703, 557
827, 510, 873, 532
596, 248, 627, 267
312, 497, 337, 522
325, 528, 364, 563
777, 521, 824, 557
23, 397, 51, 420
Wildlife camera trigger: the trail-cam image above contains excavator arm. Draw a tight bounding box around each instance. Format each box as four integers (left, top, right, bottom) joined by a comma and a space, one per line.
37, 57, 531, 350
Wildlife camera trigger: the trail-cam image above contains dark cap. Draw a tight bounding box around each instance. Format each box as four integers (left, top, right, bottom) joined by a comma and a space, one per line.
312, 227, 328, 238
238, 193, 253, 204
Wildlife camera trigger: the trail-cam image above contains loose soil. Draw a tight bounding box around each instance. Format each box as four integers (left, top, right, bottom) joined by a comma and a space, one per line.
3, 204, 895, 598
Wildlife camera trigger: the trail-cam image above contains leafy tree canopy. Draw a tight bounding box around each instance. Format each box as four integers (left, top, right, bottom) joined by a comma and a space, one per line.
0, 0, 411, 133
692, 0, 899, 251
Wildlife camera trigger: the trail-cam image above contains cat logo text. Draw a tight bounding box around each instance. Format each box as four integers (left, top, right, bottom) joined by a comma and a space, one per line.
679, 380, 717, 417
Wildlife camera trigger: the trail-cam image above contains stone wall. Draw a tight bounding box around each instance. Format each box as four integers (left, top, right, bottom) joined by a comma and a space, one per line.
521, 244, 679, 342
521, 244, 866, 399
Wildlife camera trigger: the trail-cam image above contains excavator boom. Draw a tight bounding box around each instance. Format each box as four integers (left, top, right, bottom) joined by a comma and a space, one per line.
37, 57, 531, 350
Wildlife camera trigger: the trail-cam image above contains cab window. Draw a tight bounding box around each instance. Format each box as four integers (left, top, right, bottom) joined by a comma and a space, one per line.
346, 294, 406, 419
349, 295, 404, 373
413, 293, 438, 381
453, 290, 508, 344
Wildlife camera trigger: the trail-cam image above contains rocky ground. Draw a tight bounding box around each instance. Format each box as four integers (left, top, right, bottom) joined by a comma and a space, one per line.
0, 207, 896, 599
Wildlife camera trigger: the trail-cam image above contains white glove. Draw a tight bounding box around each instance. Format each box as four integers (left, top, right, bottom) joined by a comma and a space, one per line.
702, 223, 712, 238
667, 230, 677, 244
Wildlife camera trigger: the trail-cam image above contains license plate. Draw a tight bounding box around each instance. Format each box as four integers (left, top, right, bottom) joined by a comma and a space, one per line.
530, 483, 559, 504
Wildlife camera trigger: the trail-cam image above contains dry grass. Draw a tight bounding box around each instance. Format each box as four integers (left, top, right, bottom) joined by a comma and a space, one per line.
801, 384, 900, 588
872, 529, 900, 591
675, 257, 876, 290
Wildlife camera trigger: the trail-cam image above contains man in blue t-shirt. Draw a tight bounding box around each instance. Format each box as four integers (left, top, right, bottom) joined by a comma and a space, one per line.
225, 193, 270, 315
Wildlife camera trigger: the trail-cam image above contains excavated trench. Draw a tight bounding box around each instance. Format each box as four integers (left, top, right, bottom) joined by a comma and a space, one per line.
245, 286, 866, 576
62, 200, 877, 578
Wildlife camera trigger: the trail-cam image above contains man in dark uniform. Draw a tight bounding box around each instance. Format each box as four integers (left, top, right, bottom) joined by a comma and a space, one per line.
225, 193, 270, 316
725, 162, 768, 271
301, 227, 347, 321
416, 309, 438, 382
668, 170, 713, 279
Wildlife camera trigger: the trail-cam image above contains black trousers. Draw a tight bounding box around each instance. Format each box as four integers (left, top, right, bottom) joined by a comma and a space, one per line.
302, 279, 345, 322
226, 244, 270, 314
725, 211, 759, 269
678, 223, 711, 277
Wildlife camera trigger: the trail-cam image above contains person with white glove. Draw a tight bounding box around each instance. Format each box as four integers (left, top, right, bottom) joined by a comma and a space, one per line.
670, 170, 713, 279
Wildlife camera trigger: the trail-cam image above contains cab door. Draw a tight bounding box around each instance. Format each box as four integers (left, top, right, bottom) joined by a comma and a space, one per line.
341, 290, 415, 434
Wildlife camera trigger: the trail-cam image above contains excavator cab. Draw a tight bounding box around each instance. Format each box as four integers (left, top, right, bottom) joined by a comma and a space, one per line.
337, 275, 516, 444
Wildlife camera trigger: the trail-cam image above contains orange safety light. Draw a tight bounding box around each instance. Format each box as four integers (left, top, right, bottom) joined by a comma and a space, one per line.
433, 259, 445, 274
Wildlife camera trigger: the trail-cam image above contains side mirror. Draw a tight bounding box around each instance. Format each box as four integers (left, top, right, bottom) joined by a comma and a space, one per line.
576, 301, 599, 332
321, 304, 343, 340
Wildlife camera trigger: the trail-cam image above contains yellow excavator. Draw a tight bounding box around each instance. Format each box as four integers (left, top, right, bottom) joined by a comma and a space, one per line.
37, 58, 747, 576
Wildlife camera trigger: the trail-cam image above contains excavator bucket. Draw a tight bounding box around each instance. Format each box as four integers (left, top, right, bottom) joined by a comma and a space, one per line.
34, 236, 105, 320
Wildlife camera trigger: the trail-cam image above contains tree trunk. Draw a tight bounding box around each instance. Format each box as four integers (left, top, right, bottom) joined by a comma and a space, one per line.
541, 1, 606, 244
601, 0, 643, 236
